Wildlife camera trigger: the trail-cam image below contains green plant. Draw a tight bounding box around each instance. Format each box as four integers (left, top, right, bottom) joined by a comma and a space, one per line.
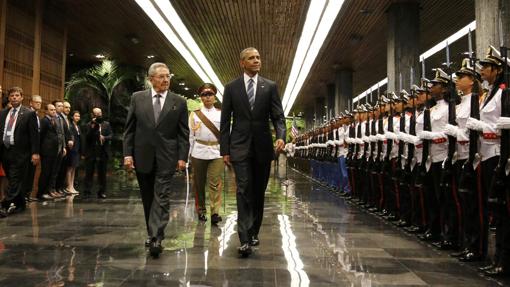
65, 59, 144, 118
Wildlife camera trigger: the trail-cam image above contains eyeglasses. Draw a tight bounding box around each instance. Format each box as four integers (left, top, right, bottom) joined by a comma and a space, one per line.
200, 93, 215, 97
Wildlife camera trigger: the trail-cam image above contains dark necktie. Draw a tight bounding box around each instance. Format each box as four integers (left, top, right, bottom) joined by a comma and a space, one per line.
3, 108, 17, 147
247, 78, 255, 110
154, 94, 162, 122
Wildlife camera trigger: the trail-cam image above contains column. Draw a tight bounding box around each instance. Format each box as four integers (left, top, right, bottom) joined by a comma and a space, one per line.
475, 0, 510, 55
327, 83, 335, 118
315, 97, 325, 125
386, 1, 420, 92
334, 69, 352, 113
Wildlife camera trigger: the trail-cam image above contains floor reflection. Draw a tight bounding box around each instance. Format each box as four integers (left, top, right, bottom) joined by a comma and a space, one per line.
0, 164, 503, 286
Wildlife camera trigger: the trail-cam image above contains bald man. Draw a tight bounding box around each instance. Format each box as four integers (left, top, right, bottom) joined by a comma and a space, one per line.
83, 107, 112, 198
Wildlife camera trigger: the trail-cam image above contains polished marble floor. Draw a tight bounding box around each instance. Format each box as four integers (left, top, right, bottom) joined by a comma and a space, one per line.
0, 161, 507, 286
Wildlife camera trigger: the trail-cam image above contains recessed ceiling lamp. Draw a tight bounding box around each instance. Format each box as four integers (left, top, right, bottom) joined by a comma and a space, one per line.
147, 55, 155, 59
184, 87, 190, 91
135, 0, 224, 100
179, 82, 185, 86
353, 20, 477, 104
95, 54, 105, 59
282, 0, 345, 116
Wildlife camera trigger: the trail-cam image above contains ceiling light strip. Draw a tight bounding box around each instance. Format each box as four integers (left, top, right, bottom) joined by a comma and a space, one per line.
135, 0, 223, 100
353, 20, 477, 105
154, 0, 224, 99
283, 0, 345, 116
281, 0, 327, 111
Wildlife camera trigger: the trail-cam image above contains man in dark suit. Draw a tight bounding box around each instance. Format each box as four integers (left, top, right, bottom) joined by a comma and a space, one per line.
0, 87, 40, 217
220, 47, 286, 257
37, 103, 66, 200
123, 62, 189, 258
53, 100, 73, 196
83, 107, 112, 199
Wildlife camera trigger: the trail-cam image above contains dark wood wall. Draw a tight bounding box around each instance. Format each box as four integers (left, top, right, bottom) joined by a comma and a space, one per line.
0, 0, 66, 106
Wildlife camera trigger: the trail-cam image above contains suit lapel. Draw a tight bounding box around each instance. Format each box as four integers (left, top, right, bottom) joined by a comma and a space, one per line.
14, 106, 26, 130
237, 77, 252, 114
157, 93, 175, 127
143, 90, 156, 126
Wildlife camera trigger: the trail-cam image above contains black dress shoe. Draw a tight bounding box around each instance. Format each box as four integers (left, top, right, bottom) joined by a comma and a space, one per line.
458, 252, 482, 262
238, 243, 252, 257
145, 238, 151, 247
97, 193, 107, 199
198, 214, 207, 222
8, 205, 26, 215
396, 220, 410, 228
484, 266, 509, 277
418, 231, 439, 242
211, 214, 222, 225
250, 236, 260, 246
149, 240, 163, 258
439, 241, 455, 250
479, 263, 496, 271
450, 249, 469, 258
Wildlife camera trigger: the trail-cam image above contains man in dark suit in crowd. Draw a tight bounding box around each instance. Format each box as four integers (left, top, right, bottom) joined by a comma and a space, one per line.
123, 62, 189, 258
24, 95, 42, 201
83, 107, 112, 199
0, 87, 40, 217
220, 47, 286, 257
53, 100, 73, 196
37, 104, 66, 200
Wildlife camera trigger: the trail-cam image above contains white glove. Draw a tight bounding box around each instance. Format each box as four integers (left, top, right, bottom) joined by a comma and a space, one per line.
419, 130, 445, 140
443, 124, 459, 137
466, 117, 487, 131
385, 131, 398, 140
496, 117, 510, 130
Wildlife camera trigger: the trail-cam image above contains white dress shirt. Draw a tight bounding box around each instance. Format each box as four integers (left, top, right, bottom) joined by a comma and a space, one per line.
151, 88, 168, 110
244, 73, 258, 99
189, 106, 222, 160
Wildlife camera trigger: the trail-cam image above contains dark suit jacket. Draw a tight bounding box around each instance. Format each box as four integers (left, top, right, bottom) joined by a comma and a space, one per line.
39, 116, 65, 157
0, 105, 40, 157
84, 120, 112, 158
220, 75, 286, 162
123, 89, 190, 174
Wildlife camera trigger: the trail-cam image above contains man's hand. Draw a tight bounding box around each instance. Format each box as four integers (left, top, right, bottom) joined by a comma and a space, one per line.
275, 139, 285, 152
31, 154, 40, 166
124, 156, 135, 171
223, 155, 231, 167
63, 148, 67, 157
177, 160, 186, 171
68, 140, 74, 149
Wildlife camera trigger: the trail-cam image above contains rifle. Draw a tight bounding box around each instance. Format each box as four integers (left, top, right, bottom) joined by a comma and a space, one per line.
440, 43, 460, 193
489, 45, 510, 205
459, 47, 481, 192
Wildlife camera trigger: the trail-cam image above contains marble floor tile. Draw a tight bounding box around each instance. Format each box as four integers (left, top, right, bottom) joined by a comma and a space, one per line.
0, 167, 507, 286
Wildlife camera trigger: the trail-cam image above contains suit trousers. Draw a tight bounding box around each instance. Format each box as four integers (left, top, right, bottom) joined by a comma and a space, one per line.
49, 152, 64, 192
191, 157, 224, 216
232, 157, 271, 244
38, 153, 62, 197
426, 161, 442, 237
84, 154, 108, 194
136, 163, 175, 241
1, 147, 30, 209
55, 153, 68, 190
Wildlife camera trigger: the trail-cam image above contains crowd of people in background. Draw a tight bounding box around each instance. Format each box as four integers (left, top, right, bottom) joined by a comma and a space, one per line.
0, 85, 112, 218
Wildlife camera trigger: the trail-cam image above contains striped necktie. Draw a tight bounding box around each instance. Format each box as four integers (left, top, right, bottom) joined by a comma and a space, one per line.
247, 78, 255, 110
